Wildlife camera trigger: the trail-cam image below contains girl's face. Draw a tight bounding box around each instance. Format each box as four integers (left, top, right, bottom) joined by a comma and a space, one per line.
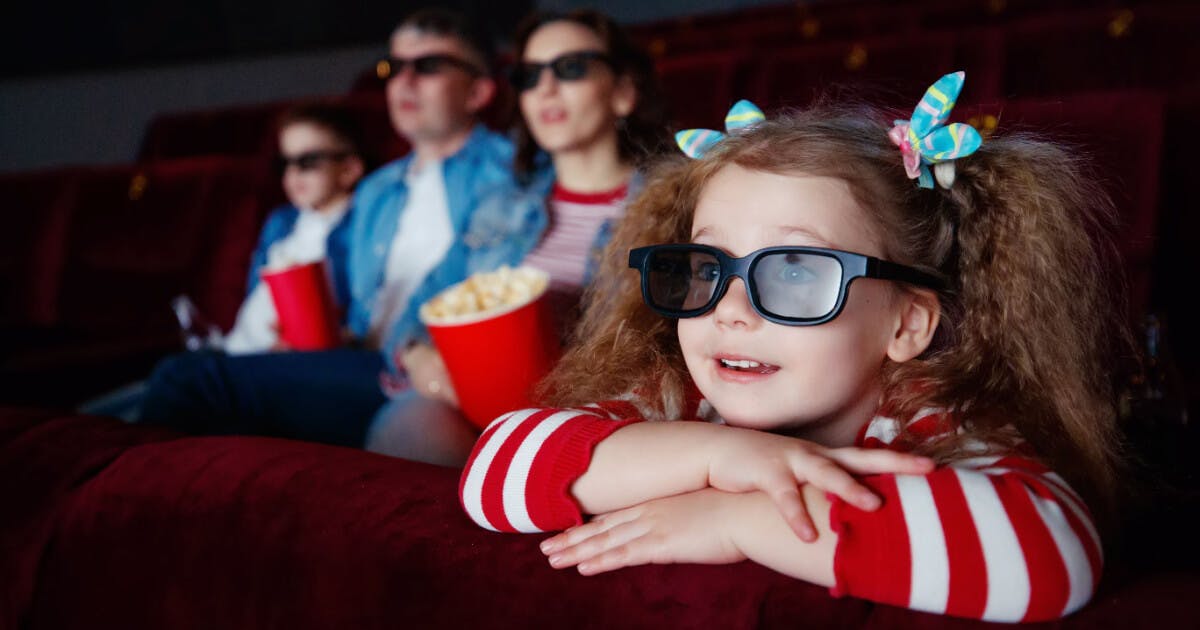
279, 122, 358, 213
518, 21, 635, 158
677, 165, 905, 446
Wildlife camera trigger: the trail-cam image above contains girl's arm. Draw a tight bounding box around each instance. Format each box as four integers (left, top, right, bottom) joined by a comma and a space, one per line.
459, 403, 931, 535
546, 454, 1100, 623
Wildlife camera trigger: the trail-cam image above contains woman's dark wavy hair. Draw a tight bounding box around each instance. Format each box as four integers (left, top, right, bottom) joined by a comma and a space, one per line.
511, 9, 672, 181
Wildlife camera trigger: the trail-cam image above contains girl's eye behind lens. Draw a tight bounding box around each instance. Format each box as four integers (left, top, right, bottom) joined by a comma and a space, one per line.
693, 261, 720, 282
771, 254, 819, 285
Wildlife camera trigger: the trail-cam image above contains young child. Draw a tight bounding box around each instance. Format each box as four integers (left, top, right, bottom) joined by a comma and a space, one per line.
223, 102, 366, 354
458, 73, 1127, 623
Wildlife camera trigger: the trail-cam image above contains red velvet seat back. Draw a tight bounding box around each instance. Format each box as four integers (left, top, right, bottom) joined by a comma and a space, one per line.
1003, 5, 1200, 97
749, 34, 960, 111
139, 101, 290, 162
57, 156, 271, 337
0, 168, 79, 328
656, 50, 752, 130
961, 90, 1166, 320
3, 411, 1198, 629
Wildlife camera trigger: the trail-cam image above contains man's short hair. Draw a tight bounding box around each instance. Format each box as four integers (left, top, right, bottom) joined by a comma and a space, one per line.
394, 8, 497, 75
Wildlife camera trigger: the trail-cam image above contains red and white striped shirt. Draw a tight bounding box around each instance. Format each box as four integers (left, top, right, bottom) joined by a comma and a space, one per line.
522, 184, 628, 291
458, 404, 1102, 623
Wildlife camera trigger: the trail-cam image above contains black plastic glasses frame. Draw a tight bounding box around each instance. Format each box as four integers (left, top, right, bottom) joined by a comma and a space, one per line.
275, 150, 351, 172
628, 244, 946, 326
375, 54, 482, 80
510, 51, 614, 92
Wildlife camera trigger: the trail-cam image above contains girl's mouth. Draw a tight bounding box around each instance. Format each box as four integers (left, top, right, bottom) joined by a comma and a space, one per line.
716, 357, 780, 376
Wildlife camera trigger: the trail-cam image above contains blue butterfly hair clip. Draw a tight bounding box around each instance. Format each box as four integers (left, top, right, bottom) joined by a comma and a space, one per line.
888, 71, 983, 189
675, 100, 766, 159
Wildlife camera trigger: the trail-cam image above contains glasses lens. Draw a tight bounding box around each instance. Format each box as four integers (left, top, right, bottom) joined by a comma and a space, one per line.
551, 54, 592, 81
645, 248, 721, 313
513, 63, 543, 91
412, 56, 446, 75
294, 153, 323, 171
752, 252, 842, 320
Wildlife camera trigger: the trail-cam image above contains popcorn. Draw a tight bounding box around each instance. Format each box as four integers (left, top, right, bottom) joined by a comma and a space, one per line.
420, 266, 549, 324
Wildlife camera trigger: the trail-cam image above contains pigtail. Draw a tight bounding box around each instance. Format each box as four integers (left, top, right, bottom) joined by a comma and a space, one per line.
890, 135, 1131, 521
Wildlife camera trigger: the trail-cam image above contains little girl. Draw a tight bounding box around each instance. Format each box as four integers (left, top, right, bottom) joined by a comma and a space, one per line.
458, 74, 1127, 623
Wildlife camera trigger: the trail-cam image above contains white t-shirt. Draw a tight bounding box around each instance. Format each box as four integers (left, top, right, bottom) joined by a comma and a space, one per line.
224, 205, 347, 355
366, 159, 454, 349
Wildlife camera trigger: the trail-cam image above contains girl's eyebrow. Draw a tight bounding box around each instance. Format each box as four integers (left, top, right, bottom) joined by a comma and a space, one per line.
777, 225, 836, 248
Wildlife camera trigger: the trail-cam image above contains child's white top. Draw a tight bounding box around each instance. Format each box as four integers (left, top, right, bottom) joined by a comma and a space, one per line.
224, 206, 347, 355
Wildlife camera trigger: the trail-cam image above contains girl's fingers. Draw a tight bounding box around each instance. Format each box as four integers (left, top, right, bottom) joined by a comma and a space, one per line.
763, 475, 816, 541
546, 519, 648, 569
824, 447, 936, 475
799, 459, 881, 511
576, 543, 642, 575
540, 509, 636, 554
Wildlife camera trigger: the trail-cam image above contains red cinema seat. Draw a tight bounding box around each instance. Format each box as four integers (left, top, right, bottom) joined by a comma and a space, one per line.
750, 33, 959, 111
0, 167, 79, 329
656, 49, 753, 130
1003, 5, 1200, 97
960, 90, 1166, 320
138, 101, 291, 161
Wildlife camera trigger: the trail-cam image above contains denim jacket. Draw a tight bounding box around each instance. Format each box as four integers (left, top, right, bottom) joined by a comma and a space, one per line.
328, 125, 522, 364
245, 203, 352, 299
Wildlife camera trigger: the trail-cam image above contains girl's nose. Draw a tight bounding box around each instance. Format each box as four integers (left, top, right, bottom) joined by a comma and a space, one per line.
712, 278, 760, 330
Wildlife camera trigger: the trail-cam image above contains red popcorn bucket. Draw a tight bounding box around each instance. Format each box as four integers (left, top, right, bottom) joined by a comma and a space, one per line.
420, 269, 561, 430
261, 260, 340, 351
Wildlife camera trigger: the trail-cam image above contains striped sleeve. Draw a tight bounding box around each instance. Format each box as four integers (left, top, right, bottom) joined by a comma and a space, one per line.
828, 455, 1102, 622
458, 405, 641, 533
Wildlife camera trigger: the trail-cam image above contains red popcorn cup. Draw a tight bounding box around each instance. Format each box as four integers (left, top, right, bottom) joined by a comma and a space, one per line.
261, 260, 340, 351
420, 268, 561, 430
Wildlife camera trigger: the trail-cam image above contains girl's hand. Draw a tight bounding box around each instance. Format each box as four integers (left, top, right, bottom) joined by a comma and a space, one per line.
400, 343, 459, 406
706, 429, 934, 541
539, 488, 746, 575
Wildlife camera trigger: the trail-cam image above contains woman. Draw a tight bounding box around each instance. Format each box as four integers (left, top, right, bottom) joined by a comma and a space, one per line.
366, 9, 671, 465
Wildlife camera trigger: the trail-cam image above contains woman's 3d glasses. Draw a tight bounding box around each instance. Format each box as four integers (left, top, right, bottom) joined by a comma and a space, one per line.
628, 244, 946, 326
511, 51, 614, 92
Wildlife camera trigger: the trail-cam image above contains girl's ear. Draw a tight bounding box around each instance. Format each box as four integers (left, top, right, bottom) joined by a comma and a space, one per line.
887, 288, 940, 363
466, 76, 497, 114
611, 75, 637, 119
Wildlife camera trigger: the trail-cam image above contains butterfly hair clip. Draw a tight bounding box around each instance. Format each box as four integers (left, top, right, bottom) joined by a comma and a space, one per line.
888, 71, 983, 189
674, 100, 766, 159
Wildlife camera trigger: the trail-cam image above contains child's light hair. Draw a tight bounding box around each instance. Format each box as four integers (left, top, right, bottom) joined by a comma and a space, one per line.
539, 100, 1130, 523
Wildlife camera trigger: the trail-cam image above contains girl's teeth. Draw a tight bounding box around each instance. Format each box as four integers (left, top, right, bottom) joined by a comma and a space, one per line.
720, 359, 761, 369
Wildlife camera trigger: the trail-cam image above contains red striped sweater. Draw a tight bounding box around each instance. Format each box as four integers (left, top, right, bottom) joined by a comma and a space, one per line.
458, 402, 1101, 623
